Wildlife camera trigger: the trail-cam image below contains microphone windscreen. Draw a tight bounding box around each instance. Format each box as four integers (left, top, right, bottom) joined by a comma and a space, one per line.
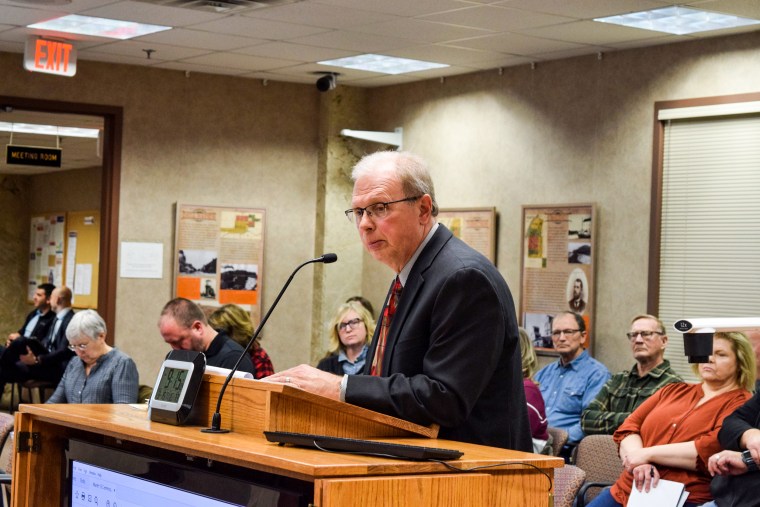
321, 253, 338, 264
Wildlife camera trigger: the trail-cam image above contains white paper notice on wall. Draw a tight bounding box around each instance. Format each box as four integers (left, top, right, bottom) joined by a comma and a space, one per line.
74, 264, 92, 296
120, 242, 163, 279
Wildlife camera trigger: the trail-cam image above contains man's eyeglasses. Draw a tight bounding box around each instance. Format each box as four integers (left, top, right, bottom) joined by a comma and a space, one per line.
338, 318, 363, 331
68, 342, 90, 351
626, 330, 663, 341
551, 329, 580, 338
344, 196, 422, 224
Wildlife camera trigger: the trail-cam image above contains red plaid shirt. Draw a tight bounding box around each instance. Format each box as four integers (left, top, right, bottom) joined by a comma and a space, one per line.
251, 346, 274, 379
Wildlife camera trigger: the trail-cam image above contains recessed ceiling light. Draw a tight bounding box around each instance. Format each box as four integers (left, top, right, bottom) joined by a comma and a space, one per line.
0, 122, 100, 138
28, 14, 171, 40
318, 54, 448, 75
594, 6, 760, 35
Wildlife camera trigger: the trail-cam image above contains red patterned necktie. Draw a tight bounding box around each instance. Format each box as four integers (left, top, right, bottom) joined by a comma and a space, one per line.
370, 277, 402, 376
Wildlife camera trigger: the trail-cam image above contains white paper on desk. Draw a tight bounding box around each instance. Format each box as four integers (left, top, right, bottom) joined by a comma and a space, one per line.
627, 479, 689, 507
204, 365, 254, 379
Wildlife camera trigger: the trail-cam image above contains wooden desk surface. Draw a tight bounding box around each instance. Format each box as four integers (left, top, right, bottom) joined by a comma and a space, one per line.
18, 403, 562, 482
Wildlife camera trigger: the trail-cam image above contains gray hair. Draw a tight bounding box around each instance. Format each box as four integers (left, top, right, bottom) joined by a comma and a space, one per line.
66, 309, 107, 342
351, 151, 439, 216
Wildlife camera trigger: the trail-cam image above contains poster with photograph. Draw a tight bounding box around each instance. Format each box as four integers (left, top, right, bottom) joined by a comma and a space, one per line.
519, 204, 596, 355
174, 204, 265, 325
437, 207, 497, 264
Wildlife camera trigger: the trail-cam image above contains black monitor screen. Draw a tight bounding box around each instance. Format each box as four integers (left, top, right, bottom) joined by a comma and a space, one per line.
63, 439, 312, 507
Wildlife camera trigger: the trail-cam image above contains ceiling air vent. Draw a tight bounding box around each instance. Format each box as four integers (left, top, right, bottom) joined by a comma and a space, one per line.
136, 0, 301, 13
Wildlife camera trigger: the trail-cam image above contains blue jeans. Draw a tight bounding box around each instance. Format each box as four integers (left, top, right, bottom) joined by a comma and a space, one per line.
586, 488, 622, 507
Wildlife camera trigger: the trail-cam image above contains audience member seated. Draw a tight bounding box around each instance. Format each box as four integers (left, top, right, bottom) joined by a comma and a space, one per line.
519, 327, 549, 453
317, 301, 375, 376
581, 314, 682, 435
704, 388, 760, 506
158, 298, 255, 375
47, 310, 139, 404
5, 283, 56, 344
208, 304, 274, 379
535, 311, 610, 445
0, 286, 76, 393
345, 295, 375, 320
587, 332, 755, 507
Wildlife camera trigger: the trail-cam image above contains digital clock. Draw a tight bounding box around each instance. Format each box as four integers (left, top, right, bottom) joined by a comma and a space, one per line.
149, 350, 206, 425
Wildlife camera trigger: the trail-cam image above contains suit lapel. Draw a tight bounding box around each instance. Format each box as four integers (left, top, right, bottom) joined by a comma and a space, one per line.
379, 226, 453, 374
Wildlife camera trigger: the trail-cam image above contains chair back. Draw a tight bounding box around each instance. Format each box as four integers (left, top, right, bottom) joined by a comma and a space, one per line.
574, 434, 623, 506
546, 426, 569, 456
553, 465, 586, 507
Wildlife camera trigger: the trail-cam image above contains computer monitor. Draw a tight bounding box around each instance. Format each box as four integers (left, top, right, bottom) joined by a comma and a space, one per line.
63, 439, 312, 507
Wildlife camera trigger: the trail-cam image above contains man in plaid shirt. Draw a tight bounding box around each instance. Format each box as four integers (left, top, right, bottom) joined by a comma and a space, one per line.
581, 314, 682, 435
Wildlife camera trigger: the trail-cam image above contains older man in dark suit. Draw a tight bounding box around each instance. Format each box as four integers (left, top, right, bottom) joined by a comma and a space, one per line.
270, 151, 531, 451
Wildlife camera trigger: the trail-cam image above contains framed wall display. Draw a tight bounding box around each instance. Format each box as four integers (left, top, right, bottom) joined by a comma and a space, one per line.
174, 204, 266, 326
519, 203, 596, 355
437, 207, 497, 264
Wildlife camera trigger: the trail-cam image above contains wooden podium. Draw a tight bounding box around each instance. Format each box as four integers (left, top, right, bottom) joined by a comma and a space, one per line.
12, 375, 562, 506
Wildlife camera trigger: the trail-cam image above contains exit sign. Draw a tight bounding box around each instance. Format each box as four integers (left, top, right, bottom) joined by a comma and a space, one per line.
23, 37, 77, 77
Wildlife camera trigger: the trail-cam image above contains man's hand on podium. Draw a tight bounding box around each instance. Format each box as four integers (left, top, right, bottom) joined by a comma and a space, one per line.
267, 365, 343, 401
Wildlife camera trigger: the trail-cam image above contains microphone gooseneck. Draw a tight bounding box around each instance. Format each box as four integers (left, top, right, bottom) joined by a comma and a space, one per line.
202, 253, 338, 433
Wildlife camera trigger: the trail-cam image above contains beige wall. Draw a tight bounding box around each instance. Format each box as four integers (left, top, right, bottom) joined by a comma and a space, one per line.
1, 28, 759, 384
355, 30, 760, 372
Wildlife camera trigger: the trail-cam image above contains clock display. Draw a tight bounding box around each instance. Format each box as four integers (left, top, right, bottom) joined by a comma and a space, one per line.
154, 367, 189, 403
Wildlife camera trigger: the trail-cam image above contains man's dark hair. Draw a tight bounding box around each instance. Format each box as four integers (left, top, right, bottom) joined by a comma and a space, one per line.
38, 283, 56, 298
160, 297, 207, 328
554, 311, 585, 333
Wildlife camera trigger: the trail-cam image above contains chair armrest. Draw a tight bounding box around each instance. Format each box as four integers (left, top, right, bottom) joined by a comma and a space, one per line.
575, 481, 613, 507
0, 473, 11, 485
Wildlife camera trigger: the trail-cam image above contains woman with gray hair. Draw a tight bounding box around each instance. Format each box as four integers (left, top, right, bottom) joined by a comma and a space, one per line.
46, 309, 138, 404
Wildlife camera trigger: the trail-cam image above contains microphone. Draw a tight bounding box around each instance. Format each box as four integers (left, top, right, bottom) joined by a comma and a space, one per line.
202, 253, 338, 433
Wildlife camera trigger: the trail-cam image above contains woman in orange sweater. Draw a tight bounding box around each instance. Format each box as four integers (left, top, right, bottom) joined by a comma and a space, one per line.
587, 331, 755, 507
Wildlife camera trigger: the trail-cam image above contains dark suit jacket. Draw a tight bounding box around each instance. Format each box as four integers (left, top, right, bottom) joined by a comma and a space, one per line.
2, 309, 75, 383
36, 309, 76, 374
347, 225, 531, 451
17, 309, 55, 340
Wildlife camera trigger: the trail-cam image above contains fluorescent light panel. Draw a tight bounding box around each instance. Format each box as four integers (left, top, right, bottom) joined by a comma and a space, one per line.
318, 54, 448, 75
595, 6, 760, 35
28, 14, 171, 40
0, 122, 100, 139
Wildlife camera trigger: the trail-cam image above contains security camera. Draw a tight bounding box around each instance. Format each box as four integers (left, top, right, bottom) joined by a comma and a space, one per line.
316, 73, 336, 92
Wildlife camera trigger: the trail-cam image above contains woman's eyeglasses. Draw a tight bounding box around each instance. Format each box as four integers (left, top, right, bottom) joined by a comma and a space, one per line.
338, 318, 363, 331
68, 342, 90, 351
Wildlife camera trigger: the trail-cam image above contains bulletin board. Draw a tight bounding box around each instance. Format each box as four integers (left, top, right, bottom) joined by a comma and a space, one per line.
27, 213, 66, 302
174, 203, 266, 326
65, 210, 100, 309
27, 210, 100, 309
437, 207, 497, 264
519, 203, 597, 355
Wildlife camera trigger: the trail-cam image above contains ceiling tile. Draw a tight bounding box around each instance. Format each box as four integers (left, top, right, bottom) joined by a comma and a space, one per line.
421, 5, 575, 31
351, 18, 493, 43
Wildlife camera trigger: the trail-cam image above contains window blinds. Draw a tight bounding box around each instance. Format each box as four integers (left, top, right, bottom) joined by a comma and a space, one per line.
659, 113, 760, 381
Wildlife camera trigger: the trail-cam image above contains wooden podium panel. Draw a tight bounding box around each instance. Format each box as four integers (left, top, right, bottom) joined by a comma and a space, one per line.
192, 375, 438, 439
12, 379, 562, 507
